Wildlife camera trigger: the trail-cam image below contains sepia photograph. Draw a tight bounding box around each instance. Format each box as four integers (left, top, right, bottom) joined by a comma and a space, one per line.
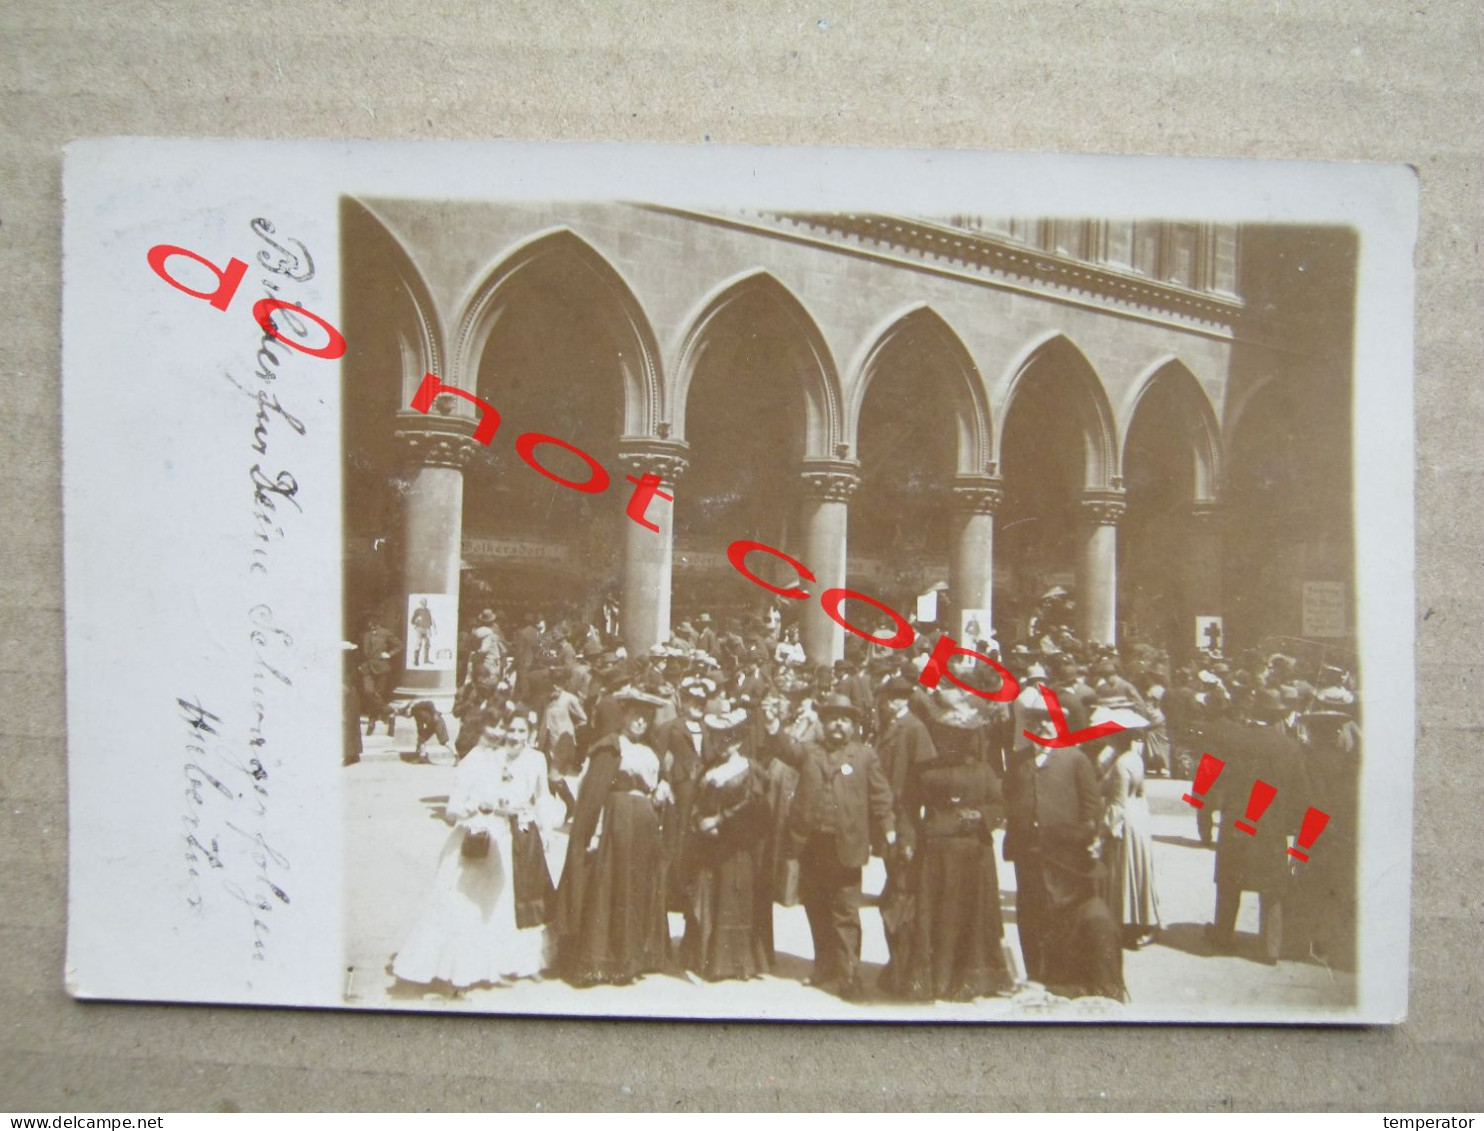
339, 194, 1373, 1019
60, 140, 1414, 1025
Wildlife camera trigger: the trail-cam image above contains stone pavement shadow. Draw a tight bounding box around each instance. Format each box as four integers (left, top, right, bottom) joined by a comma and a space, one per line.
382, 970, 462, 1002
1154, 921, 1215, 958
418, 793, 450, 823
1157, 921, 1312, 967
1153, 833, 1210, 850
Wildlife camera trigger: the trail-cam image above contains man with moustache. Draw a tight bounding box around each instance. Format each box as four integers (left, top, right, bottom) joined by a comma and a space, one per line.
765, 694, 896, 1000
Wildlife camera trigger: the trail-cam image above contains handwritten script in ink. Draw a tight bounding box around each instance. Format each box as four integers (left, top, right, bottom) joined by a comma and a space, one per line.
173, 218, 322, 961
178, 695, 289, 961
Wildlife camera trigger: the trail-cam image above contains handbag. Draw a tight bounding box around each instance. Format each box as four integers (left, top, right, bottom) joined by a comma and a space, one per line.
460, 827, 491, 859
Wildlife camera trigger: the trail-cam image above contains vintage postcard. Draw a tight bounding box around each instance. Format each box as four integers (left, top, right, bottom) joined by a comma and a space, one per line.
63, 139, 1416, 1022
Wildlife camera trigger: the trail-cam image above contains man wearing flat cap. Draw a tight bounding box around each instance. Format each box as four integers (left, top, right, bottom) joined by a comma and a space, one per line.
765, 693, 895, 1000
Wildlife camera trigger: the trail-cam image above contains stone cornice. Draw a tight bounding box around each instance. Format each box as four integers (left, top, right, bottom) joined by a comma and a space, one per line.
635, 204, 1248, 341
769, 213, 1244, 330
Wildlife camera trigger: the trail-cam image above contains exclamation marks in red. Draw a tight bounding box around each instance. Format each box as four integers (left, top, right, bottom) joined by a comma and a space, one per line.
1182, 753, 1226, 809
1287, 807, 1331, 861
1234, 780, 1278, 835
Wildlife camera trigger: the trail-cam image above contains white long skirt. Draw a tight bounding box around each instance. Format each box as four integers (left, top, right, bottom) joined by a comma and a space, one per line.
393, 821, 553, 988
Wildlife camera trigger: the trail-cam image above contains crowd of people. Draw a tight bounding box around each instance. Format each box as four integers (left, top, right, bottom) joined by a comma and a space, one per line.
351, 596, 1362, 1003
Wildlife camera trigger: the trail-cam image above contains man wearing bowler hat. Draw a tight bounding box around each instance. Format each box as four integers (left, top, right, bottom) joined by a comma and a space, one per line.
765, 693, 895, 1000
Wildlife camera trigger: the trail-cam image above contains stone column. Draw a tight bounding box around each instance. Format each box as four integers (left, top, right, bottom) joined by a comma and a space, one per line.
392, 424, 476, 704
949, 476, 1003, 643
798, 461, 860, 665
615, 439, 689, 658
1077, 490, 1127, 647
1185, 500, 1224, 655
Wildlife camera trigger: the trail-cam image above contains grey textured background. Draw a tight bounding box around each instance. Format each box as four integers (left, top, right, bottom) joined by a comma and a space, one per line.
4, 0, 1479, 1112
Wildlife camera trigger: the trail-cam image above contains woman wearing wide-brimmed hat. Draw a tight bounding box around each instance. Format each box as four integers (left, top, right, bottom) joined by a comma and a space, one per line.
552, 685, 675, 985
884, 679, 1015, 1002
678, 706, 773, 981
1088, 700, 1163, 949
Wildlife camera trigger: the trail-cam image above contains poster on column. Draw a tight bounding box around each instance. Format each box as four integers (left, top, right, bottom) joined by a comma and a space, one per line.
63, 138, 1416, 1024
960, 609, 993, 649
405, 594, 457, 672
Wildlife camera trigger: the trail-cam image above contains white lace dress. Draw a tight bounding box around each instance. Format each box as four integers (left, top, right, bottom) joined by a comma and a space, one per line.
392, 744, 555, 988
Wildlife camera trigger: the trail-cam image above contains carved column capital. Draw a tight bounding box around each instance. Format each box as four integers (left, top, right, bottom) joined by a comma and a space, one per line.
951, 476, 1005, 515
394, 425, 479, 469
1080, 490, 1128, 526
616, 438, 690, 485
800, 460, 861, 503
1190, 500, 1222, 526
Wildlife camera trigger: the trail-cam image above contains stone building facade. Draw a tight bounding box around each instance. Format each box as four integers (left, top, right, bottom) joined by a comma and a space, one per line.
340, 198, 1356, 702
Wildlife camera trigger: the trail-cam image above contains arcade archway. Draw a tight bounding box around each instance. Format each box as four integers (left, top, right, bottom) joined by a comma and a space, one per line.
850, 307, 990, 638
457, 232, 659, 640
997, 335, 1118, 645
672, 272, 841, 658
1118, 361, 1221, 661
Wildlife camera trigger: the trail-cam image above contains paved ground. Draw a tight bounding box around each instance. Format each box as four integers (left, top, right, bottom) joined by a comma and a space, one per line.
343, 723, 1355, 1022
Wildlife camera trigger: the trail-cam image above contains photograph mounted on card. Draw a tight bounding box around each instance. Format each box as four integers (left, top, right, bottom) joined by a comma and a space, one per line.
63, 138, 1415, 1022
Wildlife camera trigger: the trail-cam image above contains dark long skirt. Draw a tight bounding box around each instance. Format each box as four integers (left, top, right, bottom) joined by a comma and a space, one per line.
890, 835, 1014, 1001
1043, 895, 1129, 1002
561, 792, 670, 984
679, 835, 771, 981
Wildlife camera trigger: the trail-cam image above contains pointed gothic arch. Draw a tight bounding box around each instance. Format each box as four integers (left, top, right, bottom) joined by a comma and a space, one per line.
845, 303, 992, 476
996, 332, 1118, 488
670, 270, 843, 460
1121, 357, 1223, 502
449, 227, 663, 437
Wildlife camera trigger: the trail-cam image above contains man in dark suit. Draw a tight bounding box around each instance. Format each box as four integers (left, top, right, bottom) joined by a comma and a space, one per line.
650, 675, 711, 911
360, 616, 402, 736
873, 676, 937, 986
766, 693, 896, 999
1207, 688, 1310, 964
1002, 696, 1102, 983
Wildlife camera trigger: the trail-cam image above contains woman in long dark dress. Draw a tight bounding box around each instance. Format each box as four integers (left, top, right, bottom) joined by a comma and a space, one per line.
553, 686, 674, 985
678, 707, 772, 981
1040, 844, 1129, 1003
756, 693, 801, 913
889, 724, 1015, 1001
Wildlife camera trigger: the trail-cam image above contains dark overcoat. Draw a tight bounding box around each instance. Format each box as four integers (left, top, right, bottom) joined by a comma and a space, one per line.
1210, 717, 1311, 893
783, 737, 895, 868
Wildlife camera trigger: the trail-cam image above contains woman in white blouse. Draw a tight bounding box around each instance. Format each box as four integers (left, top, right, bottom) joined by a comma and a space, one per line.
392, 709, 557, 992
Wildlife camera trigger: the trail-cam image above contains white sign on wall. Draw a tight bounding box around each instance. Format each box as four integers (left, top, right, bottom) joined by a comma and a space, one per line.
1303, 581, 1348, 638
